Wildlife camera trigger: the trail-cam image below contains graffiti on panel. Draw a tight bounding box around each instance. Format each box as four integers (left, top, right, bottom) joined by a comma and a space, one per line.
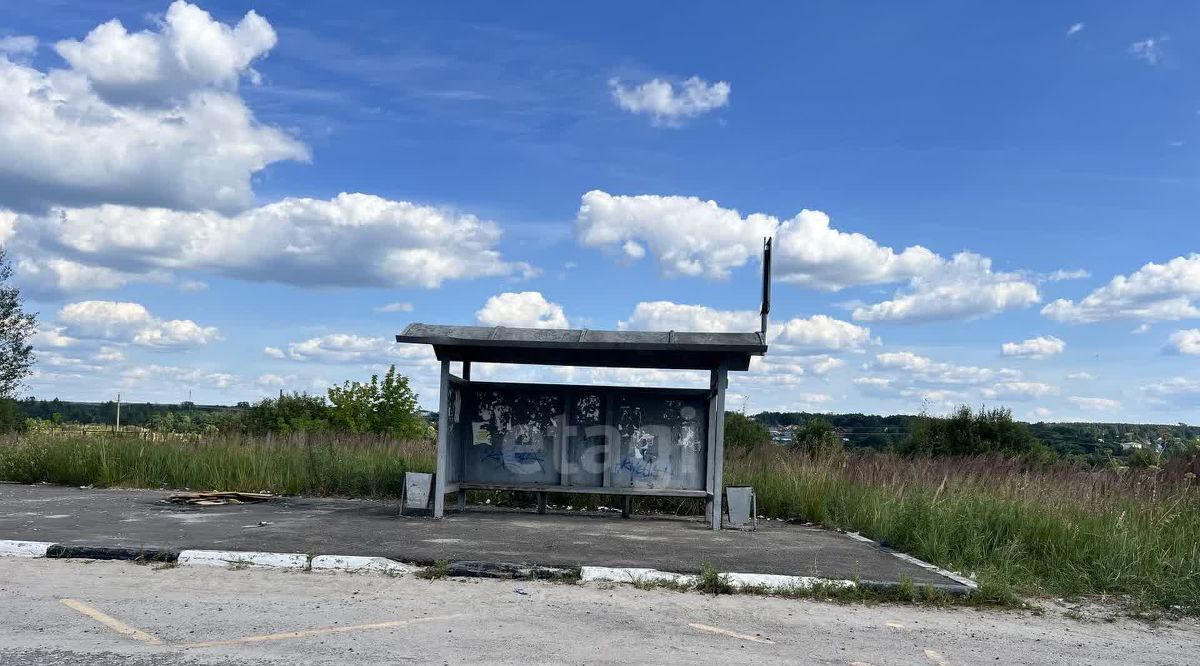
471, 389, 561, 476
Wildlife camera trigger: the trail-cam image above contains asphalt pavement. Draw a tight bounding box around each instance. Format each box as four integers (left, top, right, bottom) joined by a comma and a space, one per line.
1, 558, 1196, 665
0, 483, 959, 586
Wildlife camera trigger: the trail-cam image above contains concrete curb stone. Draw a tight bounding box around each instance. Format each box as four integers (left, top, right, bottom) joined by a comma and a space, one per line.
1, 537, 978, 595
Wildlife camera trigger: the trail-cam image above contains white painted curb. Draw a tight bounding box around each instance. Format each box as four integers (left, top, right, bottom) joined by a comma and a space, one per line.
177, 549, 308, 570
886, 551, 979, 590
845, 531, 979, 590
0, 540, 54, 558
580, 566, 858, 593
580, 566, 697, 586
310, 555, 416, 576
723, 572, 855, 591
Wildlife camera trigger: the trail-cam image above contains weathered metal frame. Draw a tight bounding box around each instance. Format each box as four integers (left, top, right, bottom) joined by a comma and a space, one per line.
396, 324, 766, 371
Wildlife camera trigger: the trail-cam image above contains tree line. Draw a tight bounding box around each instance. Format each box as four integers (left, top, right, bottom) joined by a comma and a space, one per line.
4, 366, 433, 440
728, 406, 1199, 468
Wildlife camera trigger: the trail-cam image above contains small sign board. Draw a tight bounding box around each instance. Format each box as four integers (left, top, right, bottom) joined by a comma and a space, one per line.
403, 472, 433, 515
726, 486, 755, 528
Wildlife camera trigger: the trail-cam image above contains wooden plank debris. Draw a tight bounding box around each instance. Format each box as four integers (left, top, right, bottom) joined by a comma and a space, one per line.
167, 491, 275, 506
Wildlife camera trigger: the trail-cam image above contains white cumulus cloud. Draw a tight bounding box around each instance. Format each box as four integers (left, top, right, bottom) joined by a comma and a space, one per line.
1130, 36, 1167, 65
618, 301, 875, 355
54, 1, 275, 103
120, 364, 234, 390
1001, 335, 1066, 359
7, 193, 533, 294
1165, 329, 1200, 355
278, 333, 433, 365
577, 191, 775, 280
476, 291, 569, 329
1041, 254, 1200, 324
0, 36, 37, 57
619, 302, 757, 333
374, 302, 414, 314
1141, 377, 1200, 408
0, 1, 306, 213
609, 76, 729, 125
851, 253, 1040, 323
1068, 396, 1121, 411
871, 352, 1019, 386
981, 381, 1059, 400
14, 256, 155, 299
56, 300, 219, 349
1047, 268, 1089, 281
576, 191, 1038, 322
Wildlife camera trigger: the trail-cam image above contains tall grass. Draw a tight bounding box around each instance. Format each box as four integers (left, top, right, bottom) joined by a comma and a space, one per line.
727, 446, 1200, 613
1, 432, 1197, 613
0, 432, 434, 498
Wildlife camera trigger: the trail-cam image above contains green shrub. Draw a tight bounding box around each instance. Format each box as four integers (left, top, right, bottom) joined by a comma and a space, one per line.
327, 365, 429, 439
901, 405, 1045, 458
790, 417, 842, 455
1127, 446, 1160, 469
0, 398, 24, 434
724, 411, 772, 449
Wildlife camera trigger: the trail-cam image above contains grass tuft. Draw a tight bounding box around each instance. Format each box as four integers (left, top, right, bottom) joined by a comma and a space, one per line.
416, 559, 449, 580
697, 562, 733, 595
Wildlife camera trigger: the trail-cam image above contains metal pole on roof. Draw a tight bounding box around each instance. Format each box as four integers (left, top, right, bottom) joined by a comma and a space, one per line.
760, 237, 772, 336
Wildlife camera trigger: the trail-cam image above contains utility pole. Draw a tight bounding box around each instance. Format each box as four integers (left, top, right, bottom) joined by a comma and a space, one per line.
760, 237, 772, 336
115, 392, 121, 432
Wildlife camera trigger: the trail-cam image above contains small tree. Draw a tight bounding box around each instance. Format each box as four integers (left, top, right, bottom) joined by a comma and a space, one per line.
901, 405, 1043, 457
0, 397, 24, 434
0, 248, 36, 401
1127, 445, 1161, 469
242, 392, 332, 434
791, 417, 842, 455
327, 365, 427, 439
724, 411, 772, 449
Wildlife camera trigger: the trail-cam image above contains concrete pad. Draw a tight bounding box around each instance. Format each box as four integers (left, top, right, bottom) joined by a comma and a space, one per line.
0, 483, 968, 588
178, 549, 308, 570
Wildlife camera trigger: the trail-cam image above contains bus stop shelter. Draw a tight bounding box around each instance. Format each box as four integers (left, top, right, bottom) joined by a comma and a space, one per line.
395, 324, 767, 529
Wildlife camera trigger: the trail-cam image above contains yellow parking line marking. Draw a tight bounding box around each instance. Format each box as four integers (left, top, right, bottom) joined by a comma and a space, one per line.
181, 613, 465, 649
924, 648, 950, 665
60, 599, 163, 645
688, 622, 774, 644
886, 621, 905, 629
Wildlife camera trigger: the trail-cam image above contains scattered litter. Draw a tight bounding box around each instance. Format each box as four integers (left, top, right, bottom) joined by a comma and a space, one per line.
242, 521, 273, 529
513, 587, 529, 596
167, 491, 276, 506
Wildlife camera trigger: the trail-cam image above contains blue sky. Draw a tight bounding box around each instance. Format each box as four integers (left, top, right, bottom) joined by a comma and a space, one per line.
1, 1, 1197, 422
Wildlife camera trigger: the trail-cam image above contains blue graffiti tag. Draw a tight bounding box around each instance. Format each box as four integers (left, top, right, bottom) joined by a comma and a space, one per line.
481, 450, 546, 468
618, 456, 668, 480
